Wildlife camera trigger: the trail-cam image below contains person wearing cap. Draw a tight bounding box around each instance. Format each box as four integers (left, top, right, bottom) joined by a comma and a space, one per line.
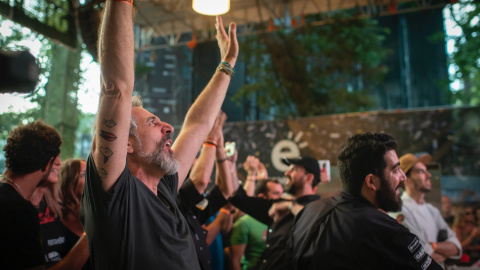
397, 153, 462, 264
229, 156, 321, 270
290, 133, 442, 269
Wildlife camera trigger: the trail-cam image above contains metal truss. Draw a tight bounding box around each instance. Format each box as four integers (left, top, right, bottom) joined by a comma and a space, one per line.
134, 0, 449, 51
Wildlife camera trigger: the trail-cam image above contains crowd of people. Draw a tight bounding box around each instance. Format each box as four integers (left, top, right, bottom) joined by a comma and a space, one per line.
0, 1, 474, 269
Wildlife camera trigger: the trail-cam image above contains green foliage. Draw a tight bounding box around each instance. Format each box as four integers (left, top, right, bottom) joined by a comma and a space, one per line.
235, 13, 391, 118
0, 109, 40, 141
448, 0, 480, 105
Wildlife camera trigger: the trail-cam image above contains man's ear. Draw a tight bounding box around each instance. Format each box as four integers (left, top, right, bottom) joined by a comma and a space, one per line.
127, 137, 134, 154
364, 174, 380, 191
305, 173, 314, 186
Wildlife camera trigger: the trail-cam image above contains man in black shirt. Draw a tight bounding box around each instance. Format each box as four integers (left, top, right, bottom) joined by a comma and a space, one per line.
0, 120, 62, 269
178, 111, 235, 270
79, 1, 239, 269
230, 156, 321, 270
291, 132, 442, 269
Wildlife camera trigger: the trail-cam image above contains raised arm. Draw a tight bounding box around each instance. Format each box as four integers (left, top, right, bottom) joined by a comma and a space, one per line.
49, 235, 89, 270
172, 16, 238, 186
189, 111, 226, 194
243, 156, 259, 197
214, 114, 234, 199
91, 0, 134, 191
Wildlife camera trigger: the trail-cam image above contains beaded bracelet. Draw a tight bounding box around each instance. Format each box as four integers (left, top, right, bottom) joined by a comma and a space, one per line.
216, 62, 235, 77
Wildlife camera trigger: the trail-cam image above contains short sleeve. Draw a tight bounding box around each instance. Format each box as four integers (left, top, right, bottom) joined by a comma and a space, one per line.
230, 217, 250, 245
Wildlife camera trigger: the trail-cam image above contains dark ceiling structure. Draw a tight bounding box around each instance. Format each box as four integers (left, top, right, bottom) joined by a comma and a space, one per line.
0, 0, 449, 55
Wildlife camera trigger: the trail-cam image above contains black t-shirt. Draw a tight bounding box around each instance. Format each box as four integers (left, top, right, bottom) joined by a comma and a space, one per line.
230, 185, 320, 270
80, 155, 200, 270
37, 199, 69, 267
291, 191, 443, 270
0, 182, 44, 269
178, 179, 228, 270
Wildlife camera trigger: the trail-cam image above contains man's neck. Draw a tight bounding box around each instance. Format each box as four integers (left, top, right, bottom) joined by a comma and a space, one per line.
128, 162, 165, 196
406, 189, 425, 204
3, 170, 43, 201
293, 187, 315, 199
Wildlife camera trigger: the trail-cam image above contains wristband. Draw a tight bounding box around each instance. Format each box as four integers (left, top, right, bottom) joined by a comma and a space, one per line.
216, 156, 228, 163
204, 141, 217, 147
219, 208, 231, 215
431, 242, 437, 252
83, 232, 87, 236
203, 142, 217, 148
113, 0, 133, 5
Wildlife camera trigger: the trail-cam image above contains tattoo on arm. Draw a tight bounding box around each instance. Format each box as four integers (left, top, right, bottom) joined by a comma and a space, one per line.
103, 118, 117, 128
98, 168, 107, 179
99, 146, 113, 164
100, 130, 117, 141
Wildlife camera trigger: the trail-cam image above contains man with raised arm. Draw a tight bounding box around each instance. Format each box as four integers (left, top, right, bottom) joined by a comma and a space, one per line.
79, 1, 238, 269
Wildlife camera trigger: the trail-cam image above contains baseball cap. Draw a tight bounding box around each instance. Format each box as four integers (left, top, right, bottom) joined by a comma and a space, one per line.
282, 156, 321, 185
399, 153, 432, 175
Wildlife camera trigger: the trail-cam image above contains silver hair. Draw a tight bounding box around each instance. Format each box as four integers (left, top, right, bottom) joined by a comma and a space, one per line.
129, 95, 143, 138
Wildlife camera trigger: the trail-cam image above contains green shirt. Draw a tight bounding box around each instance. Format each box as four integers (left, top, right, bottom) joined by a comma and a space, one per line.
230, 214, 268, 270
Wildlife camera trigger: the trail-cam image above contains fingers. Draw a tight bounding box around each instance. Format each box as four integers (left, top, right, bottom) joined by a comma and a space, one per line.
216, 15, 227, 39
228, 22, 237, 46
219, 111, 227, 126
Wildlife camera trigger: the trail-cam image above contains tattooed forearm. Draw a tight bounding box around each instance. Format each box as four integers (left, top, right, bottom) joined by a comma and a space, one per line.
98, 168, 107, 179
100, 146, 113, 164
103, 118, 117, 128
100, 130, 117, 141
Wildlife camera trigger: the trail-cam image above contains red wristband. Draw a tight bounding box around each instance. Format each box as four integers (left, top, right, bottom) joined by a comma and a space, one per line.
203, 142, 217, 148
112, 0, 133, 5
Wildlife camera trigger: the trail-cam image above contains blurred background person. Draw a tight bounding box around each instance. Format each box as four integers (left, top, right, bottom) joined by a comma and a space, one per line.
31, 156, 89, 269
59, 158, 92, 269
453, 206, 480, 265
442, 195, 455, 227
230, 179, 283, 270
59, 158, 86, 237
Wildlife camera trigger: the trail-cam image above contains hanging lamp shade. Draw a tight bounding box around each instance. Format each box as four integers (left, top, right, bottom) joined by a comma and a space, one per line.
192, 0, 230, 16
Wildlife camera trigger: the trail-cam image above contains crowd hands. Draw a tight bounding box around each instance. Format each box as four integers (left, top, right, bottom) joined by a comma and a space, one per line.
0, 1, 469, 270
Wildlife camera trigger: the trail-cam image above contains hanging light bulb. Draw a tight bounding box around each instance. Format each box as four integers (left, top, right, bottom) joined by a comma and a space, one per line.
192, 0, 230, 16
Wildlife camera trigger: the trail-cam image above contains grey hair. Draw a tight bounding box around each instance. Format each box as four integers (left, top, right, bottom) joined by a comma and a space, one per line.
129, 95, 143, 138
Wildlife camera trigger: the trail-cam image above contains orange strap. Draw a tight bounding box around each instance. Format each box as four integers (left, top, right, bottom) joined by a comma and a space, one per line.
431, 242, 437, 252
219, 208, 231, 215
113, 0, 133, 5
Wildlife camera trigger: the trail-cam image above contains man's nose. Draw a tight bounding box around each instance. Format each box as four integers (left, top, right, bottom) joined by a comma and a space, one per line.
161, 123, 174, 134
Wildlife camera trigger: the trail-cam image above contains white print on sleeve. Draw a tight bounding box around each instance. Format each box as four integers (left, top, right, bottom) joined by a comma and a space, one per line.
421, 256, 432, 270
414, 246, 426, 262
408, 237, 420, 253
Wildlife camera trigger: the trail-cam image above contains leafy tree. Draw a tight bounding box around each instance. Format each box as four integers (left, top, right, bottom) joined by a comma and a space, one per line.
235, 12, 390, 118
447, 0, 480, 105
0, 15, 84, 158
